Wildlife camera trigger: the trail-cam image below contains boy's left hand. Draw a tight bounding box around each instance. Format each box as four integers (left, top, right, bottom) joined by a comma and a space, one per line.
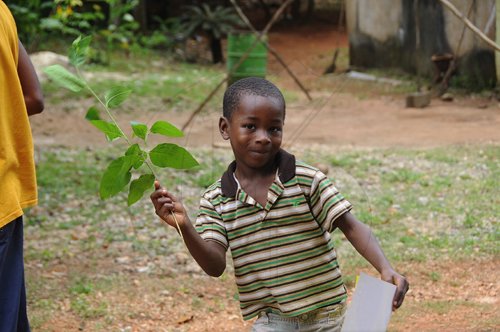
381, 269, 409, 310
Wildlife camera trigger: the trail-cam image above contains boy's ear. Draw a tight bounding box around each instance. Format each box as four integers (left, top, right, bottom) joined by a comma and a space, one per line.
219, 117, 230, 140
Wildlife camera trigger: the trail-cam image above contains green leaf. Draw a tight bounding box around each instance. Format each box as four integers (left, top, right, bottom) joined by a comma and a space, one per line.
123, 13, 134, 22
69, 35, 92, 67
149, 143, 199, 169
150, 121, 184, 138
125, 144, 147, 169
99, 156, 134, 199
40, 17, 64, 30
89, 120, 124, 141
43, 65, 86, 92
131, 121, 148, 141
105, 86, 132, 109
85, 106, 101, 121
127, 174, 155, 206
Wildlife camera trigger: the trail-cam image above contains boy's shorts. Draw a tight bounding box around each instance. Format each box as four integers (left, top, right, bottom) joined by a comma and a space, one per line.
0, 216, 31, 332
251, 301, 346, 332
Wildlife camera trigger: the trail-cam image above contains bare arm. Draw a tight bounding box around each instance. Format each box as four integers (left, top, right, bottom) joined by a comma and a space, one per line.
17, 40, 44, 116
150, 181, 226, 277
335, 212, 409, 310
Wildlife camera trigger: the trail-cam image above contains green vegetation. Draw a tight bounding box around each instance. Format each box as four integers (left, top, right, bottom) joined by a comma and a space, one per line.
44, 36, 200, 207
42, 52, 227, 112
300, 145, 499, 267
9, 0, 243, 66
29, 145, 499, 262
180, 4, 242, 64
9, 0, 140, 53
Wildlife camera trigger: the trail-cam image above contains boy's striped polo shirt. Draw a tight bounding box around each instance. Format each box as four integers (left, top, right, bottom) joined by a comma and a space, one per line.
195, 149, 353, 320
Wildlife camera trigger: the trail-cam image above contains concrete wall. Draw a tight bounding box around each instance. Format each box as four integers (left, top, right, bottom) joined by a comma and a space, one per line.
346, 0, 497, 89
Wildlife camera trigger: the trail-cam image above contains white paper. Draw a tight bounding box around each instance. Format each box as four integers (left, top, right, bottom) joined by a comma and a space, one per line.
341, 272, 397, 332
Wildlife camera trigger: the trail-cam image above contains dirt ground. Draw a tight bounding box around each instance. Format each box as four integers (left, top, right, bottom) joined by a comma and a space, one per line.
34, 259, 498, 332
29, 23, 499, 331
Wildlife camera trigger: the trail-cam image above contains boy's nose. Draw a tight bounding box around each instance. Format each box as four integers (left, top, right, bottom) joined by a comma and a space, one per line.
255, 130, 271, 144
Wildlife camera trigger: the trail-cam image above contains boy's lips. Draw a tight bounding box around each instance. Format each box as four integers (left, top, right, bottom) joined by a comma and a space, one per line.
249, 149, 270, 155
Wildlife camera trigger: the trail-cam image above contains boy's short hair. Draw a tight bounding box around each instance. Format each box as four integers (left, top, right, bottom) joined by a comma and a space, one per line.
223, 77, 286, 120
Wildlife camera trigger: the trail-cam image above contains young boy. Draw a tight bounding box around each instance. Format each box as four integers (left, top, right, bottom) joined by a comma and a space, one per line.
150, 77, 408, 331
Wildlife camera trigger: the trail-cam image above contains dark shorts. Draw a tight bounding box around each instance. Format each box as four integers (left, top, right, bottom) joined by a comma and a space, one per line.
0, 216, 30, 332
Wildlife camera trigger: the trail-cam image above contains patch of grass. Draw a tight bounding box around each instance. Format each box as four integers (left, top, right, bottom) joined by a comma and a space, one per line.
186, 156, 227, 188
383, 168, 423, 184
302, 145, 500, 263
428, 271, 441, 282
422, 300, 468, 314
191, 296, 204, 310
88, 65, 225, 108
71, 294, 108, 319
42, 55, 227, 112
70, 277, 94, 295
28, 294, 60, 329
29, 145, 499, 265
328, 154, 359, 168
422, 148, 460, 164
35, 149, 103, 207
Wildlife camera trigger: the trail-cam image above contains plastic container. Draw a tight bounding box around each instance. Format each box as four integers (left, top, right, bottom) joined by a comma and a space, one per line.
227, 31, 268, 85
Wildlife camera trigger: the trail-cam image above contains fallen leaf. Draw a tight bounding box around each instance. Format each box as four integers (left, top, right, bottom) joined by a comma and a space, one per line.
176, 315, 194, 324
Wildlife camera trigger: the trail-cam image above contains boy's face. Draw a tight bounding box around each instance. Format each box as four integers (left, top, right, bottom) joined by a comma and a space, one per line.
220, 94, 284, 171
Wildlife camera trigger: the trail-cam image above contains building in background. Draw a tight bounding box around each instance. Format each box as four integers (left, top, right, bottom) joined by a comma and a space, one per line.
346, 0, 497, 89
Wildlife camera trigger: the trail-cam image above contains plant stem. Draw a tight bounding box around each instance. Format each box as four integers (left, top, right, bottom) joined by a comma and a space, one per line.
78, 69, 130, 145
140, 153, 184, 241
169, 211, 185, 243
143, 163, 185, 241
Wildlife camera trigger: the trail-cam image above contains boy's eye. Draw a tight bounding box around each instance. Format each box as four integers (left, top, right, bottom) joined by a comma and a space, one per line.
270, 127, 282, 133
243, 124, 256, 130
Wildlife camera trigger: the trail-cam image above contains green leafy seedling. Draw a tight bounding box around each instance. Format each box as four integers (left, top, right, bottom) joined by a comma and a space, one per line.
43, 35, 198, 238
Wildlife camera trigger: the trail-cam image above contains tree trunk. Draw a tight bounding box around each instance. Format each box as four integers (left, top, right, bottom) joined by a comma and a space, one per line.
210, 36, 224, 64
292, 0, 301, 19
134, 0, 148, 33
307, 0, 314, 18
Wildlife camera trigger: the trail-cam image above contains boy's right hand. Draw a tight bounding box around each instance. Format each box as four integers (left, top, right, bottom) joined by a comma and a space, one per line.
150, 181, 188, 228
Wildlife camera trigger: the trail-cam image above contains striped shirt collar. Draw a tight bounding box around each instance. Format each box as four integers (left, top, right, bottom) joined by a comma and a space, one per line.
221, 149, 296, 198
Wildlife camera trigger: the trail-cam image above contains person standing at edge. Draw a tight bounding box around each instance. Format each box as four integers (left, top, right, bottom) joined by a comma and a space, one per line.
0, 1, 45, 331
151, 77, 408, 331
